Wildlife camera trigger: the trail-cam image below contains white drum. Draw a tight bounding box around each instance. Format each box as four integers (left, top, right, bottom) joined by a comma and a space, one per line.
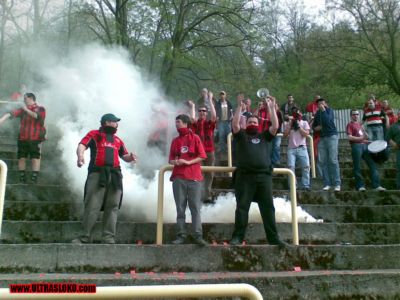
367, 140, 389, 164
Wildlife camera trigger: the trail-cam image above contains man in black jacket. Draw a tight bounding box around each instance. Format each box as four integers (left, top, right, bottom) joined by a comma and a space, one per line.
230, 95, 287, 247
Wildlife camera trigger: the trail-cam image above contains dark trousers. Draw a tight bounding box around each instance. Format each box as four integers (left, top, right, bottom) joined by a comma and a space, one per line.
82, 172, 121, 242
232, 171, 280, 243
351, 143, 380, 189
202, 151, 215, 200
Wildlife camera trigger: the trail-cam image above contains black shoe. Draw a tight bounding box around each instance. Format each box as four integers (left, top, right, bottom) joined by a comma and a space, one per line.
202, 196, 214, 204
229, 237, 243, 245
71, 237, 91, 244
270, 240, 290, 249
19, 172, 26, 184
30, 175, 38, 184
193, 237, 208, 246
172, 236, 186, 245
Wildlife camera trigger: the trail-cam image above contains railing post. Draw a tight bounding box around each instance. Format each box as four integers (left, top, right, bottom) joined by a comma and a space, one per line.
156, 165, 299, 246
227, 132, 233, 177
156, 165, 173, 245
272, 168, 299, 245
306, 135, 316, 178
0, 160, 8, 237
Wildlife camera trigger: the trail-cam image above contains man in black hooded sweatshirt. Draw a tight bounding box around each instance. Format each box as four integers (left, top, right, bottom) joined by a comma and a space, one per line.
72, 113, 137, 244
230, 95, 286, 247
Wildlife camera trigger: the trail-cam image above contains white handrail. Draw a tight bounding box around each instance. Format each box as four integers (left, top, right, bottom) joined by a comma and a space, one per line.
0, 284, 263, 299
0, 160, 8, 236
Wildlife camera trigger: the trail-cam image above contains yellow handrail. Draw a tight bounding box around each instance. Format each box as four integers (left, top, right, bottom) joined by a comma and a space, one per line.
157, 165, 299, 246
0, 283, 263, 299
227, 132, 315, 178
0, 160, 8, 237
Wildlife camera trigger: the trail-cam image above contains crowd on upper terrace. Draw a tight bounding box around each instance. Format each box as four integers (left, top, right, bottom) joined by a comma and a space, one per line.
148, 89, 400, 198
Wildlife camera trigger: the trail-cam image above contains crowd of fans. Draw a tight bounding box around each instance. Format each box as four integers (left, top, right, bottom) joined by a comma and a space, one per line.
150, 89, 400, 199
2, 88, 399, 246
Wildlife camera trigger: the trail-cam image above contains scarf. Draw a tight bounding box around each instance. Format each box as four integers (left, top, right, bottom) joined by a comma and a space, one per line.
246, 125, 259, 135
175, 127, 196, 156
102, 126, 117, 134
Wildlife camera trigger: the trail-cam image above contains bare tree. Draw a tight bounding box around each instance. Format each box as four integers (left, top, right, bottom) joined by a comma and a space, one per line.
329, 0, 400, 95
157, 0, 254, 94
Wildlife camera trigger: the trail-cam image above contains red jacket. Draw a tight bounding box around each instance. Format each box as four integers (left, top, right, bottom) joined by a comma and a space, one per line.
169, 131, 207, 181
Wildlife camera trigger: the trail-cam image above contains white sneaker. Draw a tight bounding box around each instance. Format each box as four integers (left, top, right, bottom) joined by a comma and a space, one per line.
358, 187, 366, 191
374, 186, 386, 191
323, 186, 331, 191
334, 186, 341, 191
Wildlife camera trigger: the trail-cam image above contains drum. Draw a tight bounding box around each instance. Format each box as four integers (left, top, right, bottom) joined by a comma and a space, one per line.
367, 140, 389, 164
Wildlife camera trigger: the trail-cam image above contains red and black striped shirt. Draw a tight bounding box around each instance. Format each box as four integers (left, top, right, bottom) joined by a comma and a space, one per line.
79, 129, 128, 170
191, 119, 216, 153
11, 104, 46, 141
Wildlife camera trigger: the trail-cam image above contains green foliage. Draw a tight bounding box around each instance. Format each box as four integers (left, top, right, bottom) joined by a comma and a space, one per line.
0, 0, 400, 110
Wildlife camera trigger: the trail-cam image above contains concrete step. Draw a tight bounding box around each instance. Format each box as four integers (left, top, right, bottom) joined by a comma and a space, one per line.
282, 189, 400, 205
1, 270, 400, 299
5, 184, 73, 202
3, 201, 78, 221
6, 170, 64, 185
213, 176, 396, 190
5, 195, 399, 222
1, 157, 65, 172
302, 204, 400, 223
1, 221, 400, 245
0, 244, 400, 273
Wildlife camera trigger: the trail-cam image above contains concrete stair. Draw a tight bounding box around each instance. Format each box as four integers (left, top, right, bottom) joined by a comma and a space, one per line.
1, 126, 400, 299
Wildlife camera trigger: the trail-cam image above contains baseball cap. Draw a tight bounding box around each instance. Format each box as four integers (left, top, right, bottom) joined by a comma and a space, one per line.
220, 91, 226, 95
101, 113, 121, 124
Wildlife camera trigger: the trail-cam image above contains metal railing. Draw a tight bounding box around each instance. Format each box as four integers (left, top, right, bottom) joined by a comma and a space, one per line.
157, 164, 299, 246
0, 283, 263, 299
227, 132, 316, 178
0, 160, 8, 236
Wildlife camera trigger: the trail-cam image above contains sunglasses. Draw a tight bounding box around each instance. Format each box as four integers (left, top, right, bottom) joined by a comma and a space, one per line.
198, 110, 207, 112
352, 113, 359, 116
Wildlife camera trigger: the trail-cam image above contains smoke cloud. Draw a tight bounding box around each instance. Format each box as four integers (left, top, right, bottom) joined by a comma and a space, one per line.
33, 44, 319, 224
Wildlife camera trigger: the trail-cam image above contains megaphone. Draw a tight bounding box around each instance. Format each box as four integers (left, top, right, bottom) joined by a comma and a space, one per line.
257, 88, 270, 98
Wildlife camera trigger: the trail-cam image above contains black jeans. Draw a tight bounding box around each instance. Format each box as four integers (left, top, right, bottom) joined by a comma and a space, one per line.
232, 171, 280, 243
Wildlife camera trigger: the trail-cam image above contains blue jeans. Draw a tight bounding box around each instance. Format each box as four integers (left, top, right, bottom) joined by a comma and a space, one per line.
271, 135, 282, 165
351, 143, 380, 189
318, 135, 341, 187
217, 120, 231, 155
367, 125, 384, 141
287, 146, 310, 189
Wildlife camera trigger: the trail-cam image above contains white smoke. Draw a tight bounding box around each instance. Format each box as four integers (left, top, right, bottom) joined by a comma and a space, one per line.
35, 44, 320, 224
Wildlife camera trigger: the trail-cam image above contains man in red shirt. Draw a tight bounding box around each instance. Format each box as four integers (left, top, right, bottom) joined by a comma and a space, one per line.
188, 97, 217, 203
382, 100, 397, 126
346, 109, 385, 191
72, 113, 137, 244
256, 100, 270, 133
169, 114, 207, 245
0, 92, 46, 183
